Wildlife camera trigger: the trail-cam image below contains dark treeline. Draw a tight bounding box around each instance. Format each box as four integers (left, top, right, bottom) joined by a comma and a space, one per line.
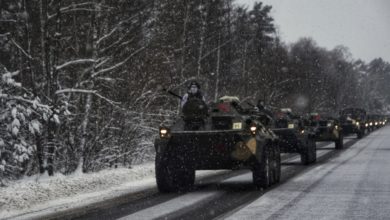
1, 0, 389, 182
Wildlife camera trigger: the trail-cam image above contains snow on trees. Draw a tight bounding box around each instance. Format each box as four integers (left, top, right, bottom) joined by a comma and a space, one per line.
0, 0, 389, 182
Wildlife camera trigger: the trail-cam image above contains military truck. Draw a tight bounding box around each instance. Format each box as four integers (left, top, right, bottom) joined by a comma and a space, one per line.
271, 108, 317, 165
307, 113, 344, 149
155, 95, 281, 192
339, 108, 367, 138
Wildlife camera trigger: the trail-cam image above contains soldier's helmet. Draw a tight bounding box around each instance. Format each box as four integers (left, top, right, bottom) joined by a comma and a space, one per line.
188, 81, 201, 95
188, 81, 201, 89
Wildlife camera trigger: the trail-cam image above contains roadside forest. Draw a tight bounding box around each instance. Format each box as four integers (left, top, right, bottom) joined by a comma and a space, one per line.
1, 0, 389, 182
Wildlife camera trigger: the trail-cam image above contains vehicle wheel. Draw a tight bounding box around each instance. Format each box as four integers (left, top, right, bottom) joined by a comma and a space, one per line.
301, 138, 316, 165
267, 143, 279, 185
273, 143, 281, 183
253, 142, 272, 189
156, 152, 195, 193
335, 132, 344, 149
357, 130, 364, 139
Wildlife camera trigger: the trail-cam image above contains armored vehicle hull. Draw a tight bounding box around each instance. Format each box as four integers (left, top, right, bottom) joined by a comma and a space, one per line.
340, 108, 367, 139
272, 128, 316, 165
308, 115, 344, 149
271, 109, 317, 165
155, 97, 281, 192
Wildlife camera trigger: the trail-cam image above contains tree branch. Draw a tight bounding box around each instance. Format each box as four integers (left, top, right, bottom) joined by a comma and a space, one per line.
56, 59, 96, 70
91, 46, 146, 78
10, 38, 33, 60
55, 89, 120, 106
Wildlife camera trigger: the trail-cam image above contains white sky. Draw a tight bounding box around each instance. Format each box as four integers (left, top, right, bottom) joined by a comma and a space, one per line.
235, 0, 390, 63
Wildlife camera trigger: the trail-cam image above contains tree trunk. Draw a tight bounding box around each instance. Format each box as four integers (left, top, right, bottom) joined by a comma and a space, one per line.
214, 35, 221, 101
196, 3, 208, 79
35, 133, 45, 174
179, 3, 190, 81
46, 117, 56, 176
76, 93, 92, 173
242, 40, 248, 97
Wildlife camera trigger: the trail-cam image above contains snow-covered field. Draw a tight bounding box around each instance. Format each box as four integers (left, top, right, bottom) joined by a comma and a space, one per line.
0, 162, 226, 220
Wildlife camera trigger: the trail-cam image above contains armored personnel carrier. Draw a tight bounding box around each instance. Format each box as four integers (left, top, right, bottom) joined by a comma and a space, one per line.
307, 113, 344, 149
339, 108, 367, 138
271, 108, 317, 165
155, 95, 281, 192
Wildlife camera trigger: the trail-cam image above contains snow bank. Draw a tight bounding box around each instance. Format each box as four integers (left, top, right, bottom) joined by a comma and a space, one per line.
0, 163, 227, 220
0, 163, 155, 219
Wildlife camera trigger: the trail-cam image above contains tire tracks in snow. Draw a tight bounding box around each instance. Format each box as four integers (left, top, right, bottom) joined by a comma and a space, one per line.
172, 138, 359, 220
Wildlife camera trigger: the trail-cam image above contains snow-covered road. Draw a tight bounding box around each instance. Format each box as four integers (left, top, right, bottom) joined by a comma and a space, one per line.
226, 127, 390, 220
4, 126, 385, 220
74, 135, 358, 220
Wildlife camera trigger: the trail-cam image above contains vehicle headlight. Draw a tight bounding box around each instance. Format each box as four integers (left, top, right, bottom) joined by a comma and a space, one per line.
365, 123, 368, 127
375, 122, 378, 126
335, 125, 339, 130
159, 127, 170, 138
356, 122, 360, 126
370, 122, 373, 126
250, 125, 257, 135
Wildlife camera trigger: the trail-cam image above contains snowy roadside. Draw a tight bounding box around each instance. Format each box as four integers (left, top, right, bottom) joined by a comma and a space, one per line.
0, 162, 227, 220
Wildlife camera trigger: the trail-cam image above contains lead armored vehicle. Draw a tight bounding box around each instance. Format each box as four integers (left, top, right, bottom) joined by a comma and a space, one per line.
155, 95, 281, 192
271, 108, 317, 165
307, 113, 344, 149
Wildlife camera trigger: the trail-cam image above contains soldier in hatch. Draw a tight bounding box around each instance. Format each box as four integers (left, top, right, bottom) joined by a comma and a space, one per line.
257, 99, 273, 118
181, 81, 206, 108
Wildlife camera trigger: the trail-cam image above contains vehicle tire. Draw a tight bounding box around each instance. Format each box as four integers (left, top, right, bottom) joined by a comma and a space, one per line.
253, 141, 272, 189
265, 142, 281, 185
273, 143, 281, 183
301, 138, 316, 165
156, 152, 195, 193
335, 132, 344, 149
357, 130, 364, 139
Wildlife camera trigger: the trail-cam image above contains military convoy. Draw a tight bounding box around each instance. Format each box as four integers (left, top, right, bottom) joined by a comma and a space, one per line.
154, 88, 387, 192
367, 114, 387, 130
338, 108, 388, 138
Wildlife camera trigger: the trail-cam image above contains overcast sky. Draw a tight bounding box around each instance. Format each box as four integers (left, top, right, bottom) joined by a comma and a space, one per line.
235, 0, 390, 63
